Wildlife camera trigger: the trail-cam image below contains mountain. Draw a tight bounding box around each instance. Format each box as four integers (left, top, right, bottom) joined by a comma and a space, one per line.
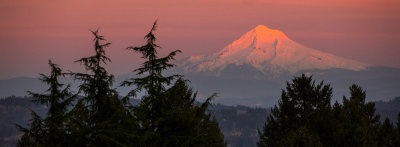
179, 25, 368, 76
1, 25, 399, 107
175, 25, 400, 107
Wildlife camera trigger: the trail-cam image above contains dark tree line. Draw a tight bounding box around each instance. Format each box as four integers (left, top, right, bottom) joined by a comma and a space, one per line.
17, 22, 226, 147
258, 74, 400, 147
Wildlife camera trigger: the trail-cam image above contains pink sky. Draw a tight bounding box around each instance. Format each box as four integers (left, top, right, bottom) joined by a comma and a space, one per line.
0, 0, 399, 79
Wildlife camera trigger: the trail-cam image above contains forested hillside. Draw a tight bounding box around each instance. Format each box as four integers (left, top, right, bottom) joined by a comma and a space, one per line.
1, 96, 399, 147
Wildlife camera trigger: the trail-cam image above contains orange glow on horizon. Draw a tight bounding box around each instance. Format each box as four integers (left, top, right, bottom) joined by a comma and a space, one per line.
0, 0, 399, 79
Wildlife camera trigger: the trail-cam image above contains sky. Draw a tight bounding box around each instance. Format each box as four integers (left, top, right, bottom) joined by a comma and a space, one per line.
0, 0, 399, 79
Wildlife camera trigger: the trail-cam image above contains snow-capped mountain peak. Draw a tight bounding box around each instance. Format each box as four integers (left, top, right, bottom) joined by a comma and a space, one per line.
180, 25, 368, 76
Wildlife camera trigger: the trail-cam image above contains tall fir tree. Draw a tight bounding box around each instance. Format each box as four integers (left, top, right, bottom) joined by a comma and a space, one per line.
155, 78, 226, 146
121, 21, 181, 144
16, 60, 75, 147
122, 21, 225, 146
340, 84, 381, 146
257, 76, 392, 146
258, 74, 333, 147
71, 30, 134, 146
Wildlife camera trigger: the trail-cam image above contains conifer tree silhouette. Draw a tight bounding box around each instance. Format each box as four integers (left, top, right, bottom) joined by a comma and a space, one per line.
17, 60, 75, 147
71, 30, 132, 146
122, 21, 225, 146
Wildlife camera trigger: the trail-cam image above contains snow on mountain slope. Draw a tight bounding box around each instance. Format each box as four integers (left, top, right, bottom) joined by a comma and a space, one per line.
180, 25, 368, 75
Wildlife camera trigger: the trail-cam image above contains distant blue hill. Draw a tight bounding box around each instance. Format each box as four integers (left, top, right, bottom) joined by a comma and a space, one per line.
1, 66, 400, 108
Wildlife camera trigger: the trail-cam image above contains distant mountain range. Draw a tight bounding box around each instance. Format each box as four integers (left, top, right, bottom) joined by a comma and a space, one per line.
1, 25, 400, 107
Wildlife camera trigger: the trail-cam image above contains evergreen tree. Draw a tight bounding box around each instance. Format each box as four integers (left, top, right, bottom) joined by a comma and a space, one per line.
341, 84, 380, 146
71, 30, 134, 146
17, 111, 46, 147
257, 74, 332, 147
121, 21, 181, 99
16, 60, 75, 146
121, 21, 181, 144
156, 78, 226, 146
122, 21, 225, 146
257, 76, 393, 146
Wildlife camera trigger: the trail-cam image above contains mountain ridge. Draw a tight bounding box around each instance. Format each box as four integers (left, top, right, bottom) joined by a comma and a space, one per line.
179, 25, 368, 76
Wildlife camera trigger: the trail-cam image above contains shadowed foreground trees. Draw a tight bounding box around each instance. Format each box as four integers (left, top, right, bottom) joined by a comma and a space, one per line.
17, 22, 225, 147
257, 75, 332, 147
121, 21, 225, 146
16, 61, 76, 147
68, 29, 134, 146
258, 74, 400, 147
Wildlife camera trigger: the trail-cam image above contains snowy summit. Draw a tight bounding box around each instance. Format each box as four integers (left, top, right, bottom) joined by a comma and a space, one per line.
180, 25, 368, 75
